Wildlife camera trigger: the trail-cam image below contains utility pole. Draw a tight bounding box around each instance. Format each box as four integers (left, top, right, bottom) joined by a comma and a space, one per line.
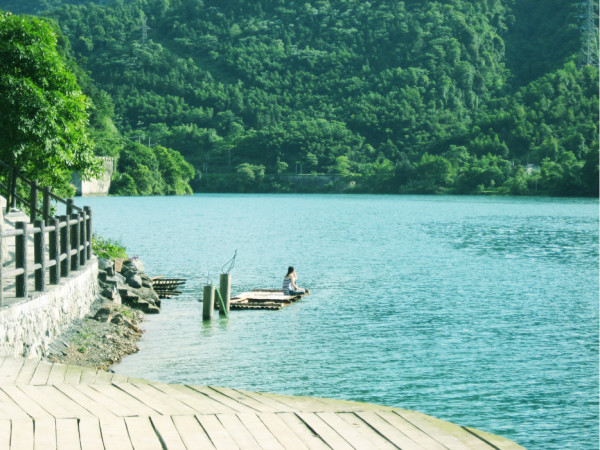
578, 0, 599, 68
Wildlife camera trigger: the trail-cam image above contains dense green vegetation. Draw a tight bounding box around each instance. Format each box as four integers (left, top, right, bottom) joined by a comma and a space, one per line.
1, 0, 598, 196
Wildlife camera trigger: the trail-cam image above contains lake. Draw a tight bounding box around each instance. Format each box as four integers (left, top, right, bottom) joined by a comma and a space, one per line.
80, 194, 599, 449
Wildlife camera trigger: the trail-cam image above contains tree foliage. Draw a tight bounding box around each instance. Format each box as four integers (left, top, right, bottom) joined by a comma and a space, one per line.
1, 0, 596, 196
0, 10, 100, 194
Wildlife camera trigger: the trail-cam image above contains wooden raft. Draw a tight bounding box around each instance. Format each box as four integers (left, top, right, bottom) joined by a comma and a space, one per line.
0, 356, 525, 449
151, 277, 186, 299
229, 289, 309, 310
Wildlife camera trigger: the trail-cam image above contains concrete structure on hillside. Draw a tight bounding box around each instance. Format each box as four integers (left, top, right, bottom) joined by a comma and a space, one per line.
71, 157, 114, 196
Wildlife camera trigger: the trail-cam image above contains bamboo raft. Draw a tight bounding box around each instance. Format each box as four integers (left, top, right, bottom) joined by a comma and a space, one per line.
229, 289, 309, 310
151, 277, 186, 299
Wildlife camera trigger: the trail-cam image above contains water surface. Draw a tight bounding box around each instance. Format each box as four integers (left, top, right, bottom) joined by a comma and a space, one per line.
81, 194, 599, 449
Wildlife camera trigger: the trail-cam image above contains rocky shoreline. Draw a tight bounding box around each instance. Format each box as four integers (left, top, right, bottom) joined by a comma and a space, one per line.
44, 257, 162, 370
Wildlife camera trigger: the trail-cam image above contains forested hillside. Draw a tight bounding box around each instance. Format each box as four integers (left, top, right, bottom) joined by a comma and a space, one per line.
1, 0, 598, 195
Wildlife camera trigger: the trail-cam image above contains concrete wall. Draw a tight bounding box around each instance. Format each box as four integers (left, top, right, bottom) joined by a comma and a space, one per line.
0, 258, 98, 358
72, 157, 114, 196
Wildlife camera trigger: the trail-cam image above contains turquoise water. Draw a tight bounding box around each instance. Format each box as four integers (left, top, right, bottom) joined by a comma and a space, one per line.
81, 194, 599, 449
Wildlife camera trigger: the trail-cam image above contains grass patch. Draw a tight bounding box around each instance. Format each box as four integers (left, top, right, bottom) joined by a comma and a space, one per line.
92, 234, 128, 259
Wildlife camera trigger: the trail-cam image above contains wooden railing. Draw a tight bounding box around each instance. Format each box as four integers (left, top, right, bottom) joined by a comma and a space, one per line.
0, 161, 93, 305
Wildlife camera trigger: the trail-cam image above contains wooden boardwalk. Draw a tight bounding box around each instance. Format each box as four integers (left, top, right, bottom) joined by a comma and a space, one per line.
0, 357, 524, 449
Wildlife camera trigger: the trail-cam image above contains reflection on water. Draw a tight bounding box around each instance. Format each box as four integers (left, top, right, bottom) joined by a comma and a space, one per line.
81, 194, 599, 449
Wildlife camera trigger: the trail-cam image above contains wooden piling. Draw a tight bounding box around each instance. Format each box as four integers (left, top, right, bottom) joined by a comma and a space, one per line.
219, 273, 231, 314
203, 285, 215, 320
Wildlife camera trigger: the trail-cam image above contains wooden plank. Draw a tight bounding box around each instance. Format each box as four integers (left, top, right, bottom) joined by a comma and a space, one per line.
99, 416, 133, 450
296, 412, 354, 450
1, 386, 52, 419
29, 360, 53, 385
376, 410, 447, 449
318, 411, 394, 449
337, 413, 398, 449
398, 410, 482, 450
79, 417, 105, 450
278, 413, 330, 449
172, 415, 214, 449
46, 363, 68, 385
258, 392, 337, 413
258, 412, 309, 449
149, 415, 187, 450
0, 419, 10, 450
63, 366, 83, 385
148, 383, 234, 414
75, 384, 140, 417
79, 367, 98, 385
56, 418, 81, 449
129, 382, 198, 415
210, 386, 277, 412
113, 382, 185, 416
196, 414, 240, 449
124, 416, 163, 450
87, 384, 158, 416
235, 413, 284, 450
33, 418, 56, 450
93, 370, 113, 385
14, 359, 40, 385
110, 372, 129, 384
356, 411, 426, 450
464, 426, 525, 449
0, 388, 30, 419
215, 414, 261, 449
19, 385, 93, 419
235, 389, 297, 412
0, 357, 24, 384
10, 418, 34, 450
55, 385, 116, 419
184, 385, 257, 413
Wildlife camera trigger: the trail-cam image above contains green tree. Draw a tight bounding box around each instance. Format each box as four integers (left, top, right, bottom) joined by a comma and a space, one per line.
0, 11, 100, 194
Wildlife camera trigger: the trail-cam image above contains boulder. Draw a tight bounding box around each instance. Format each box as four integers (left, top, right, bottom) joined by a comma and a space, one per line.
101, 286, 121, 304
94, 307, 112, 323
127, 274, 143, 289
98, 258, 114, 271
111, 314, 124, 325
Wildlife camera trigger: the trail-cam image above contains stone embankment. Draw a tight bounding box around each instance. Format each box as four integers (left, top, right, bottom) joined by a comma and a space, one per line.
45, 257, 162, 370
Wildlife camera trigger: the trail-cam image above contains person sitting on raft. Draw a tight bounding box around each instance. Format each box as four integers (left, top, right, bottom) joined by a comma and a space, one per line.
283, 266, 309, 295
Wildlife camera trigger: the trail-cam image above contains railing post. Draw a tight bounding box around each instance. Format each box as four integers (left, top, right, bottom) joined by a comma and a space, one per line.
71, 213, 80, 271
15, 221, 28, 297
43, 187, 51, 225
30, 180, 38, 223
66, 198, 73, 218
49, 217, 60, 284
34, 219, 46, 292
60, 215, 70, 277
84, 206, 92, 261
79, 210, 86, 267
10, 167, 17, 210
0, 231, 3, 305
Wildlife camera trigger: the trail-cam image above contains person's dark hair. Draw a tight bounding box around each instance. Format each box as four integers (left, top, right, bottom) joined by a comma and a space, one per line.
286, 266, 294, 276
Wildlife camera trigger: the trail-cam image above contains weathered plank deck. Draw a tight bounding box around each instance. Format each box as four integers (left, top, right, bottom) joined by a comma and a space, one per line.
0, 357, 524, 449
230, 289, 309, 310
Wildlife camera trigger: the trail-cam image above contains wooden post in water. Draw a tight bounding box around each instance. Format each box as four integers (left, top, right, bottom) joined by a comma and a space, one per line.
219, 273, 231, 314
203, 285, 215, 320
